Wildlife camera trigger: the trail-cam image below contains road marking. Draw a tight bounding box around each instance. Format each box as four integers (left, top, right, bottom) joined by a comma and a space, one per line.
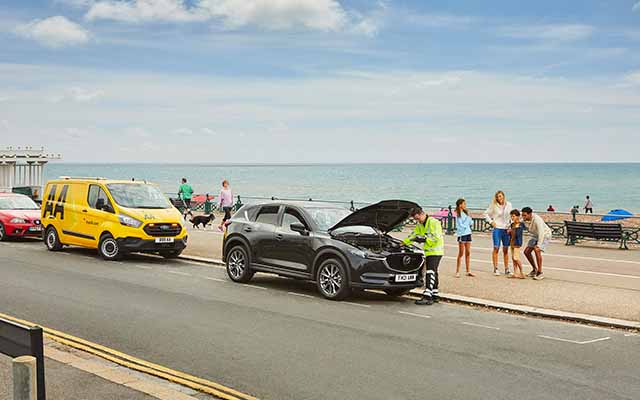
203, 276, 226, 282
133, 265, 152, 270
624, 333, 639, 337
442, 256, 640, 279
398, 311, 431, 319
287, 292, 315, 299
167, 270, 192, 277
537, 335, 611, 345
243, 284, 267, 291
445, 244, 640, 265
0, 312, 257, 400
342, 301, 371, 308
462, 322, 501, 330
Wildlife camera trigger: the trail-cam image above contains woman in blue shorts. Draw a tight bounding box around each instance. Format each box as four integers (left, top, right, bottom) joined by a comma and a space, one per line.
455, 198, 475, 278
483, 190, 513, 276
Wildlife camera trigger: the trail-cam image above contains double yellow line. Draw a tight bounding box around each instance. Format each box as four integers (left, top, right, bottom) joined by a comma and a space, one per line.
0, 312, 258, 400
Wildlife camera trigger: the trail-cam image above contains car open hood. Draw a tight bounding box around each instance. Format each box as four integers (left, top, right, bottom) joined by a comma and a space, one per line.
328, 200, 420, 233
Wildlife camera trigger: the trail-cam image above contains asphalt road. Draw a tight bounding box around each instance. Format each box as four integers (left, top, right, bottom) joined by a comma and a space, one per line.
1, 240, 639, 400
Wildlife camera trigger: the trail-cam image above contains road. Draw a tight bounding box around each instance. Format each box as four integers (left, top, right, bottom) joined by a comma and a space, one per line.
1, 240, 639, 400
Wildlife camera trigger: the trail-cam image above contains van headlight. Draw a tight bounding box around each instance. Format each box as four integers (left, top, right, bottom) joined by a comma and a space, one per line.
118, 214, 142, 228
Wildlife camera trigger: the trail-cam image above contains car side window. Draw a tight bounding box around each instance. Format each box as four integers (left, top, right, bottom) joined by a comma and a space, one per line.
283, 208, 308, 232
87, 185, 113, 211
255, 205, 280, 225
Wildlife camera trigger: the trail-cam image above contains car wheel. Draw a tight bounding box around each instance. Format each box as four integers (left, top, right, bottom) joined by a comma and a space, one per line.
316, 258, 351, 300
160, 250, 183, 259
98, 234, 122, 261
0, 223, 6, 241
226, 245, 254, 283
384, 288, 412, 297
44, 226, 63, 251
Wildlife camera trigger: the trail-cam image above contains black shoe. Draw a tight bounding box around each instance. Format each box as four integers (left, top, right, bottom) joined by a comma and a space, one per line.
432, 296, 440, 303
415, 297, 434, 305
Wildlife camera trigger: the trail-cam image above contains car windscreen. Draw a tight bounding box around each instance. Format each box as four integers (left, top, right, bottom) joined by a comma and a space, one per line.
0, 196, 39, 210
106, 184, 171, 209
306, 207, 352, 231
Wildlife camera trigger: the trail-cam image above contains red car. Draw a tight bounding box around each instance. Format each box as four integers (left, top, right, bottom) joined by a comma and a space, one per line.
0, 193, 42, 241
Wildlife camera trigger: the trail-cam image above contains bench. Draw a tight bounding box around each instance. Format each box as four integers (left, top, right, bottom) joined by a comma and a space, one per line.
564, 221, 628, 250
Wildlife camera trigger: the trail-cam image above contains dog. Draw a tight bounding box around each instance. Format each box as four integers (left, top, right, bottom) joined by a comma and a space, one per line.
189, 213, 215, 229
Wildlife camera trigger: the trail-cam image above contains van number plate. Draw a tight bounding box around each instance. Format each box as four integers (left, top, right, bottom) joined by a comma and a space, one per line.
395, 274, 417, 282
155, 237, 175, 243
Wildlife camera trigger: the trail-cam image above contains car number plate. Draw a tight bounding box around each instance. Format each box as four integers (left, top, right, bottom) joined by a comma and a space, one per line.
29, 226, 42, 232
155, 237, 174, 243
395, 274, 417, 282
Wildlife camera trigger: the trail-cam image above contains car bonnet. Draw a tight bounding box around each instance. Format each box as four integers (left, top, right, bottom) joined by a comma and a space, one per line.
328, 200, 420, 234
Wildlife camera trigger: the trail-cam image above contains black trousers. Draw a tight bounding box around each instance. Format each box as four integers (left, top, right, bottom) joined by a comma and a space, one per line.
422, 255, 442, 298
222, 206, 233, 222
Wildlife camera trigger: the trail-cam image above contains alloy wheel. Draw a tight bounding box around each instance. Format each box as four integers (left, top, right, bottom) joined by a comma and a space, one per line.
46, 230, 57, 249
228, 249, 246, 279
0, 224, 5, 241
319, 263, 343, 297
101, 238, 119, 259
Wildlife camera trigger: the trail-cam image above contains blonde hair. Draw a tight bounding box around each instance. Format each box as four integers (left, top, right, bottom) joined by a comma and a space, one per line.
492, 190, 506, 207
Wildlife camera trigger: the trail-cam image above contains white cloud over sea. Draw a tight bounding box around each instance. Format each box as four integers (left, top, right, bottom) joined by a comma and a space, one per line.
14, 16, 90, 48
1, 63, 639, 163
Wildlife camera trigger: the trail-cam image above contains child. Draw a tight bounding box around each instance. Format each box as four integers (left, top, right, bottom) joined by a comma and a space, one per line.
508, 209, 526, 279
455, 198, 475, 278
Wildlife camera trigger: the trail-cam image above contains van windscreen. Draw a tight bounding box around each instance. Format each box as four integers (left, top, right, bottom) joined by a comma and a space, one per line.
106, 184, 171, 209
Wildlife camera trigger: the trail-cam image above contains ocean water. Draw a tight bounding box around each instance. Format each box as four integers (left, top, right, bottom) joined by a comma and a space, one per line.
45, 163, 639, 214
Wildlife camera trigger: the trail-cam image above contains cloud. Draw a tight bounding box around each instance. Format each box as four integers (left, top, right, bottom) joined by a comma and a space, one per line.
49, 87, 104, 103
14, 16, 90, 48
499, 24, 594, 42
633, 1, 640, 12
85, 0, 349, 31
625, 70, 640, 85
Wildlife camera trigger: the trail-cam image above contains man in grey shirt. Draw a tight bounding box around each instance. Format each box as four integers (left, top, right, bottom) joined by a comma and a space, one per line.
522, 207, 552, 281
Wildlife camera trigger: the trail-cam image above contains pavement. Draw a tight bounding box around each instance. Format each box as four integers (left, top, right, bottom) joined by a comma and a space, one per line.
1, 240, 640, 400
183, 227, 640, 322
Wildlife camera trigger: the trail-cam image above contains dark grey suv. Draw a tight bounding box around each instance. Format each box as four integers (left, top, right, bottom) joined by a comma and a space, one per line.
222, 200, 424, 300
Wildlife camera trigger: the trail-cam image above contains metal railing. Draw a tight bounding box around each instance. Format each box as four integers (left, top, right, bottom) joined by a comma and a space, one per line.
0, 317, 46, 400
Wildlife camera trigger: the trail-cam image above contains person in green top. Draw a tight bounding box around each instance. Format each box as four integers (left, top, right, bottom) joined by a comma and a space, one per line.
403, 207, 445, 306
178, 178, 194, 218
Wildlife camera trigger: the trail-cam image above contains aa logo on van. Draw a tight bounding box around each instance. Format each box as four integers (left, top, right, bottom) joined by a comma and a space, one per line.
43, 184, 69, 220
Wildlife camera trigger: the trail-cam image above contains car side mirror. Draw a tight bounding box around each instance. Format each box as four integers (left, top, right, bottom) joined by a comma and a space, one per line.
290, 223, 308, 235
103, 204, 114, 213
95, 198, 105, 210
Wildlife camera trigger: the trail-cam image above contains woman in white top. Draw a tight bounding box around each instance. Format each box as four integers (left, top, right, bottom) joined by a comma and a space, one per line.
484, 190, 513, 276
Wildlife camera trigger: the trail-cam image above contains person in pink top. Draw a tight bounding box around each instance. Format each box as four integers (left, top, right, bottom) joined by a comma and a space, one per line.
217, 180, 233, 232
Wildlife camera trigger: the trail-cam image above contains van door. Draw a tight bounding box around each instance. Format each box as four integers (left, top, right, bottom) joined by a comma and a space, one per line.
80, 184, 117, 245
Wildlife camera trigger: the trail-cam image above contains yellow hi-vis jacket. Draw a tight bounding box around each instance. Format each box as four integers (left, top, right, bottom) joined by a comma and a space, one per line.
403, 216, 444, 256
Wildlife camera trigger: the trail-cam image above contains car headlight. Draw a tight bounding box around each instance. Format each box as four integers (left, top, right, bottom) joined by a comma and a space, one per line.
118, 214, 143, 228
347, 248, 368, 258
10, 218, 27, 224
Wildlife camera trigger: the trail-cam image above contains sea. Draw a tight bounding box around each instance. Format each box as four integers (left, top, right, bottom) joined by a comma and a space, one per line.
45, 163, 639, 214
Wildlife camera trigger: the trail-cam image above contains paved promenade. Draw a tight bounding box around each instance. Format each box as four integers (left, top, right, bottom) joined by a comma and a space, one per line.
183, 227, 640, 322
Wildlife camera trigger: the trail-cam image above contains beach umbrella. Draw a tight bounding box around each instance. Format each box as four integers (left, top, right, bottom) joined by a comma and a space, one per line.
601, 209, 633, 222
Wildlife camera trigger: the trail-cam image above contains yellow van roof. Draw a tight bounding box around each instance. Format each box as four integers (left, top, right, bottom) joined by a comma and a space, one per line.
47, 177, 158, 185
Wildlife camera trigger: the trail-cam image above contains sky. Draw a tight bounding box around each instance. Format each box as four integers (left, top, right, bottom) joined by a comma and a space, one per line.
1, 0, 639, 163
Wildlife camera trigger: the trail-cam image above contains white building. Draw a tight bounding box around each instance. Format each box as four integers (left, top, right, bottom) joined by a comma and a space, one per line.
0, 146, 61, 197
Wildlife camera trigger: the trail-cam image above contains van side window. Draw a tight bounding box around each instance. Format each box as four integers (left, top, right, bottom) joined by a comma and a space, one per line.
88, 185, 113, 211
255, 205, 280, 225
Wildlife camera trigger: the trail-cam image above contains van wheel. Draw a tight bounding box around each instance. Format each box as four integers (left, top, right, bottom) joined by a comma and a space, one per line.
45, 226, 63, 251
226, 245, 254, 283
316, 258, 351, 300
160, 250, 183, 259
99, 234, 122, 261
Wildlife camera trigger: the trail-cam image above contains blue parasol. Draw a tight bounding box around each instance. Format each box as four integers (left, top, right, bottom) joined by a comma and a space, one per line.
601, 209, 634, 222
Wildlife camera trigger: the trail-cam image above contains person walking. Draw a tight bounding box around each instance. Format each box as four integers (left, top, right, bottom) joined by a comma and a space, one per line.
403, 207, 444, 306
178, 178, 194, 219
584, 196, 593, 214
483, 190, 513, 276
521, 207, 552, 280
217, 180, 233, 232
454, 198, 474, 278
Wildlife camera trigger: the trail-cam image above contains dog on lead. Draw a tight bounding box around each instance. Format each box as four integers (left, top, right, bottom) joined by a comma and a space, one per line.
189, 213, 215, 229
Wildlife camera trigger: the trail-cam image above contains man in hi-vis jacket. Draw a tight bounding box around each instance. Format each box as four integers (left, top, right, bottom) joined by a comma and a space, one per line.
403, 207, 445, 305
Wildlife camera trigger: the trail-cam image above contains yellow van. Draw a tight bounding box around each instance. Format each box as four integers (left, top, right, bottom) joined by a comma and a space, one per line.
41, 177, 188, 261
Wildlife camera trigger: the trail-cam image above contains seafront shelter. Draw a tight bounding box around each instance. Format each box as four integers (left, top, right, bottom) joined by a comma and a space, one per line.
0, 146, 61, 199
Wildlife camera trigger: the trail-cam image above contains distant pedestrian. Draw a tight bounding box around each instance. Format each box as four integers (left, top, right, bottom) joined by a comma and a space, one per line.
507, 209, 526, 279
522, 207, 552, 280
454, 198, 474, 278
547, 205, 555, 212
571, 205, 580, 220
584, 196, 593, 214
483, 190, 513, 276
217, 180, 233, 232
403, 207, 444, 306
178, 178, 194, 219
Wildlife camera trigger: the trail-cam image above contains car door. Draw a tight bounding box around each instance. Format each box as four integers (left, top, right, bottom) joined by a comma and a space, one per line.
251, 205, 280, 266
272, 207, 314, 272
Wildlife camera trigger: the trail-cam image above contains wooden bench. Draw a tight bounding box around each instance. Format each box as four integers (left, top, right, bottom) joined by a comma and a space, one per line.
564, 221, 628, 250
